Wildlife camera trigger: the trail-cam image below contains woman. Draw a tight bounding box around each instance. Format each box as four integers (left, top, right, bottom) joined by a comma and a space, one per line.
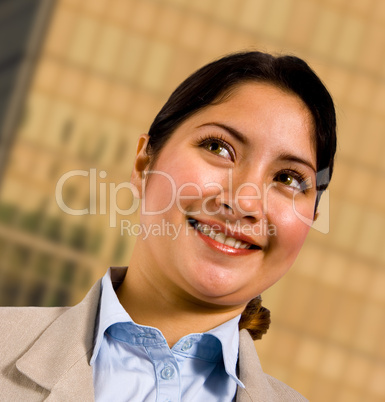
0, 51, 336, 401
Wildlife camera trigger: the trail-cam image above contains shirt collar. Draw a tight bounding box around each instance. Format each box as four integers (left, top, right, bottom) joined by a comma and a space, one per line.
207, 314, 245, 388
90, 267, 132, 365
90, 267, 245, 388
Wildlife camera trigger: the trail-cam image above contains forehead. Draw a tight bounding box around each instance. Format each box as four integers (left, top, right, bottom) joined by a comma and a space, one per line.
213, 82, 313, 128
179, 82, 315, 155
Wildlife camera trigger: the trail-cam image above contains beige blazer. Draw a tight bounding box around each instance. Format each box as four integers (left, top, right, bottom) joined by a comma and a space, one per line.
0, 274, 307, 401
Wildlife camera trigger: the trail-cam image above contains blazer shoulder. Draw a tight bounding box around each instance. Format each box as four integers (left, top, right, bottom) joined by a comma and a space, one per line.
0, 306, 69, 331
238, 330, 308, 401
265, 374, 308, 401
0, 306, 70, 362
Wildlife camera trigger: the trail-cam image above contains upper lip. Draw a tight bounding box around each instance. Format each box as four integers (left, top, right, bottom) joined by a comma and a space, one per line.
188, 217, 265, 249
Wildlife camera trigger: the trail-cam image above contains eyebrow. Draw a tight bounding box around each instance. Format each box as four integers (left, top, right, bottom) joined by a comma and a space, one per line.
197, 122, 249, 145
277, 152, 316, 173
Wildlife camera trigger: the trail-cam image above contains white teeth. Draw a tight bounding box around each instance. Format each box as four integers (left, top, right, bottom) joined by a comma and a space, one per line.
195, 222, 252, 249
214, 232, 227, 244
225, 237, 236, 247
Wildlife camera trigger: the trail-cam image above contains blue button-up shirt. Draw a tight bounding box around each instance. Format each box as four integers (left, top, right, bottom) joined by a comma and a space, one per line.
91, 268, 245, 401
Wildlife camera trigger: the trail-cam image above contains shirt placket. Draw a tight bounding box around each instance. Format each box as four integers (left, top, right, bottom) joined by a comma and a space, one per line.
145, 343, 181, 402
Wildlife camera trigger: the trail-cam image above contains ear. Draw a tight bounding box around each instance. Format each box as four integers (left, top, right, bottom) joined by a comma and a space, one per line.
131, 134, 150, 198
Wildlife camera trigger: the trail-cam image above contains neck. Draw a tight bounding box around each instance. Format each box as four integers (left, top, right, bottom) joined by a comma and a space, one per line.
116, 249, 245, 347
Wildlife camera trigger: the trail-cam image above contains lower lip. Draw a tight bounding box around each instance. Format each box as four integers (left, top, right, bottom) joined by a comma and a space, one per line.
195, 228, 258, 256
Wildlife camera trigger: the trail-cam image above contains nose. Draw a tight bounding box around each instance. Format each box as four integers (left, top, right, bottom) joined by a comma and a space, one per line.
215, 181, 265, 223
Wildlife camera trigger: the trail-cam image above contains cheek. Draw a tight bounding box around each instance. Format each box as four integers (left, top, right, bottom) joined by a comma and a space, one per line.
282, 217, 311, 252
148, 153, 227, 213
177, 170, 226, 210
142, 172, 176, 213
264, 211, 310, 289
269, 196, 313, 256
143, 157, 207, 214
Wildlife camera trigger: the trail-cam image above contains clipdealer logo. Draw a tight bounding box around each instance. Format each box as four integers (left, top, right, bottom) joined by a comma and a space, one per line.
55, 168, 330, 234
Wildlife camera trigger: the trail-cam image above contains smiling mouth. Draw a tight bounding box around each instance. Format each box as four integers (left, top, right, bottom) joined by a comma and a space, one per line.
187, 218, 260, 250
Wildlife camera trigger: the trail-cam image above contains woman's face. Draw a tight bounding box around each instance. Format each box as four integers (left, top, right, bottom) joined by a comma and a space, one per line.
132, 82, 317, 308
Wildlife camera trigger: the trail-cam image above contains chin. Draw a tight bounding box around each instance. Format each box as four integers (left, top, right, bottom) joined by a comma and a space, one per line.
186, 271, 250, 305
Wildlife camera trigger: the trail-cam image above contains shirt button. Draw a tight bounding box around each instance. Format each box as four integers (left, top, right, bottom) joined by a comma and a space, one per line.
161, 365, 175, 380
181, 339, 193, 351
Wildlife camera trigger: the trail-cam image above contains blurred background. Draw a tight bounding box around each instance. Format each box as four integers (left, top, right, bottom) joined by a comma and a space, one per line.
0, 0, 384, 400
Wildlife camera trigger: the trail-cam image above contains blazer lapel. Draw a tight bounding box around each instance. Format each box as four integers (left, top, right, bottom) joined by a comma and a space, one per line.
16, 279, 102, 401
237, 329, 275, 402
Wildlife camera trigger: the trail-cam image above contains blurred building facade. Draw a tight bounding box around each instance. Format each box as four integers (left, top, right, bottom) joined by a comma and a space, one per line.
0, 0, 384, 401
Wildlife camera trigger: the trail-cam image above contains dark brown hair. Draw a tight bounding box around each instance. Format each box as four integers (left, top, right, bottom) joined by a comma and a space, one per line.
238, 296, 271, 340
146, 51, 337, 339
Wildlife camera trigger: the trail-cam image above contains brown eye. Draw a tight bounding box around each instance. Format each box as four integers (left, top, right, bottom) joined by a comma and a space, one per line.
277, 173, 295, 186
201, 138, 234, 160
275, 172, 302, 190
207, 141, 226, 155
